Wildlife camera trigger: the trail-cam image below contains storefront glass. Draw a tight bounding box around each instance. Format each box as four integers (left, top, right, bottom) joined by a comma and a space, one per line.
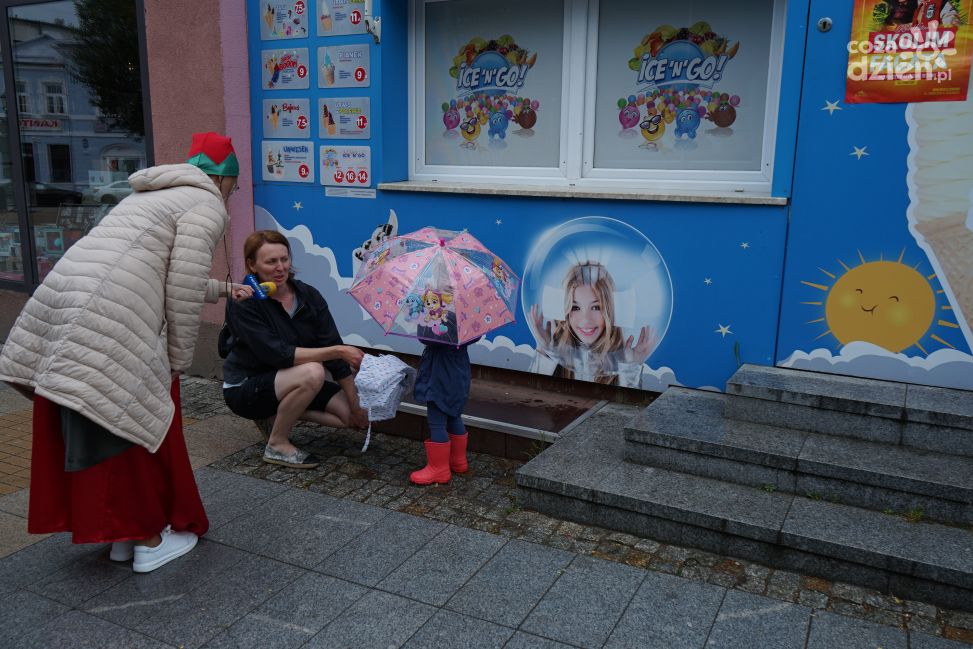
3, 0, 147, 284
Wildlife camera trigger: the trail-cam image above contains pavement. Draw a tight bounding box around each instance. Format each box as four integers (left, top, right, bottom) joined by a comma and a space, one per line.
0, 376, 971, 648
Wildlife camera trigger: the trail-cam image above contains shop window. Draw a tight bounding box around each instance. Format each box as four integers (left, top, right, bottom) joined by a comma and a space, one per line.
44, 81, 65, 114
16, 79, 29, 114
412, 0, 784, 192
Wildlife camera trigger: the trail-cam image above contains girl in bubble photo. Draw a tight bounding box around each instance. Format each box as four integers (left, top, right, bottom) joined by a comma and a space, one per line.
530, 261, 658, 387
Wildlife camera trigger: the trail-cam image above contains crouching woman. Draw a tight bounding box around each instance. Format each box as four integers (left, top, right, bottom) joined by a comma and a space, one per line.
222, 230, 367, 469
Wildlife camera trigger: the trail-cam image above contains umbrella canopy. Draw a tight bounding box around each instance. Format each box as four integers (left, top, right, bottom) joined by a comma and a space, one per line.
348, 227, 519, 345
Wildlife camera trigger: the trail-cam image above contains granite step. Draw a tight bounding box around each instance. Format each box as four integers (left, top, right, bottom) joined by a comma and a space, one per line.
515, 403, 973, 612
624, 388, 973, 526
725, 365, 973, 457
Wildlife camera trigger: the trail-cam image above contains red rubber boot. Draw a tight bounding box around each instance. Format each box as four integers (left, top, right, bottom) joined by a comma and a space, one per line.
449, 433, 468, 474
409, 440, 451, 485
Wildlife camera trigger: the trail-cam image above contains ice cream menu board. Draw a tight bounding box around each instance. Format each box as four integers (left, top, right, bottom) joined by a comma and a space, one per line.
318, 0, 368, 36
264, 99, 311, 138
260, 1, 310, 40
262, 140, 315, 183
320, 145, 371, 186
319, 97, 371, 139
318, 45, 370, 88
261, 48, 310, 90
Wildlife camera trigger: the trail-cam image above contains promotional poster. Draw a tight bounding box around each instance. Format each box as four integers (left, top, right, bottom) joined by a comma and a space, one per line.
261, 48, 311, 90
319, 97, 371, 139
320, 145, 372, 187
318, 45, 371, 88
261, 140, 315, 182
318, 0, 368, 36
263, 99, 311, 139
260, 0, 310, 40
846, 0, 973, 103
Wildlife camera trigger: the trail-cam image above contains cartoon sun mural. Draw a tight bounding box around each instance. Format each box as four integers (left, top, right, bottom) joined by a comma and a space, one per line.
801, 250, 961, 354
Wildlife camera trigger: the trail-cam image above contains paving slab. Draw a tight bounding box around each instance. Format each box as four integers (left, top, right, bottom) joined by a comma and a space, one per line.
83, 540, 250, 627
305, 590, 436, 649
781, 498, 973, 589
727, 365, 907, 418
627, 388, 807, 470
604, 570, 725, 649
202, 572, 367, 649
376, 524, 506, 606
911, 633, 973, 648
401, 608, 515, 649
0, 589, 70, 648
521, 554, 646, 649
0, 532, 101, 597
704, 590, 810, 649
207, 488, 388, 568
906, 384, 973, 431
797, 434, 973, 503
504, 632, 579, 649
193, 467, 290, 530
24, 609, 172, 649
131, 553, 305, 649
315, 510, 446, 586
724, 396, 904, 445
29, 551, 135, 607
445, 538, 574, 627
806, 611, 907, 649
595, 460, 792, 544
0, 485, 29, 517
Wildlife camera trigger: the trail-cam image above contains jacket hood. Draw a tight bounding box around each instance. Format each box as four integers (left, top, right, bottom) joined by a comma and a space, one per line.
128, 163, 223, 199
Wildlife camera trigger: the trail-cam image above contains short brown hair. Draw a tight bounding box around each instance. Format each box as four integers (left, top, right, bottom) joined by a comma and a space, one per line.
243, 230, 294, 278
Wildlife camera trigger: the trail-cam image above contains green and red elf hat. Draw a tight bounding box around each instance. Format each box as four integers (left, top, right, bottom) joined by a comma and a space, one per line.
186, 132, 240, 176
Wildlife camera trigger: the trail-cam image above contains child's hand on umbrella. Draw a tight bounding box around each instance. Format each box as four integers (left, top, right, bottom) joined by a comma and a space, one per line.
350, 405, 369, 429
530, 304, 553, 349
623, 326, 659, 364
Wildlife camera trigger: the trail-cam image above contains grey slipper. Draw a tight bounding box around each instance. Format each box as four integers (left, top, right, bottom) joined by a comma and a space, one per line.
262, 444, 321, 469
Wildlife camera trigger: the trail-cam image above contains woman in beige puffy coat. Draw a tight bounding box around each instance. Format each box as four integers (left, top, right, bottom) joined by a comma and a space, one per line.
0, 132, 250, 573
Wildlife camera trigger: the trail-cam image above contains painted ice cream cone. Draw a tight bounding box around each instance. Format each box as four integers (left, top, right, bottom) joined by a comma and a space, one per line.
321, 2, 333, 32
906, 79, 973, 347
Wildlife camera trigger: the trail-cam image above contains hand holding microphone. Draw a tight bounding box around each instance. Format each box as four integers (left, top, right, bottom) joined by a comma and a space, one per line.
243, 274, 277, 300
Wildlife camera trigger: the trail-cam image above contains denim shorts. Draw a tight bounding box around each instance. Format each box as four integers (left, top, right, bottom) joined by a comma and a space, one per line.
223, 370, 341, 420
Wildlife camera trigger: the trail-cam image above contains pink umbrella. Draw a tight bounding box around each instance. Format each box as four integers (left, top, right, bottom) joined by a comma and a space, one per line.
348, 227, 519, 345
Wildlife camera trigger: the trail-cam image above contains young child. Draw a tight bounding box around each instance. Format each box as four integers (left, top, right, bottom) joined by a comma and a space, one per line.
410, 294, 473, 485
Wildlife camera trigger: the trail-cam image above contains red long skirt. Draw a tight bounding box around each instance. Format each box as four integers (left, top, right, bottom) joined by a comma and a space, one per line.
27, 378, 209, 544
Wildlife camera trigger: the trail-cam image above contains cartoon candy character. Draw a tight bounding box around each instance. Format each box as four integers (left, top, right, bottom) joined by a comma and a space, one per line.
460, 117, 481, 145
674, 108, 702, 139
618, 101, 640, 129
640, 113, 665, 142
488, 110, 512, 139
443, 106, 461, 130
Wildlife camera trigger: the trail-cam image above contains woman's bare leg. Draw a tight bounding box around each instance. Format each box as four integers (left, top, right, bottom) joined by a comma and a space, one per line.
270, 363, 325, 454
300, 390, 352, 428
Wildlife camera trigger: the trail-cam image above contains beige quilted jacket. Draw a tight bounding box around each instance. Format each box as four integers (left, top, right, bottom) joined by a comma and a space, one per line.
0, 164, 230, 452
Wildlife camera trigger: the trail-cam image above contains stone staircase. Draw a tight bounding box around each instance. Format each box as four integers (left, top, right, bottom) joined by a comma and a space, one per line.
516, 364, 973, 611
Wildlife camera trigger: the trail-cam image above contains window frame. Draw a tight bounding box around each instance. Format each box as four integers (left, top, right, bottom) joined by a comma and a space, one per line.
409, 0, 787, 194
15, 78, 28, 114
43, 79, 65, 114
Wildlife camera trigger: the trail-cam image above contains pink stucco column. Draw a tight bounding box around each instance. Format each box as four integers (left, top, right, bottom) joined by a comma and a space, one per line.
145, 1, 253, 324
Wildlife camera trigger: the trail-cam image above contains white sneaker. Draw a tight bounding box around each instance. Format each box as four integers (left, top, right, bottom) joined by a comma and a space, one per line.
109, 541, 135, 562
132, 526, 198, 573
